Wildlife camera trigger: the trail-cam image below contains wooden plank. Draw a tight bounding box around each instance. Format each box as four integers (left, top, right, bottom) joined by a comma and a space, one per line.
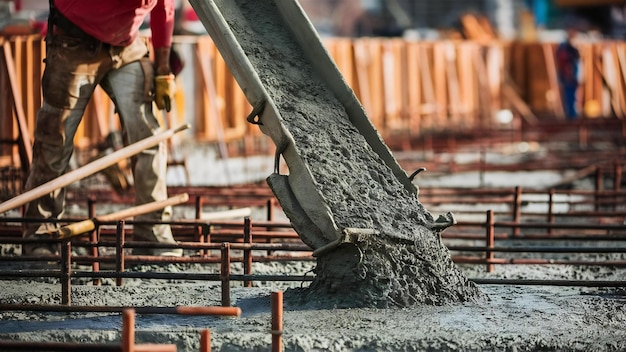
405, 41, 421, 137
473, 45, 492, 124
444, 41, 461, 126
615, 43, 626, 118
353, 39, 373, 124
195, 36, 212, 139
487, 44, 504, 125
458, 42, 478, 126
602, 45, 621, 117
328, 38, 355, 89
196, 36, 230, 164
542, 43, 565, 119
502, 78, 538, 124
419, 43, 436, 129
381, 39, 403, 132
0, 37, 11, 159
24, 36, 35, 136
611, 43, 624, 118
368, 38, 385, 129
579, 43, 595, 116
433, 42, 448, 126
2, 40, 33, 172
593, 45, 606, 116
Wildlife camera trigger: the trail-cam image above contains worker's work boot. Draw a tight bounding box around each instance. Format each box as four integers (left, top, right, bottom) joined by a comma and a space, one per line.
132, 222, 183, 257
22, 223, 60, 256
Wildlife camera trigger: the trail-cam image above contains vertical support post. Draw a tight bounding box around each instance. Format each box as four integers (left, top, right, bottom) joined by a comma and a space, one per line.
61, 241, 71, 306
271, 291, 283, 352
122, 309, 135, 352
578, 123, 587, 148
614, 162, 622, 211
266, 199, 274, 221
201, 224, 210, 258
88, 197, 101, 286
547, 189, 555, 235
486, 210, 495, 273
595, 167, 603, 211
479, 147, 485, 187
200, 329, 211, 352
221, 243, 231, 307
197, 196, 205, 257
447, 135, 456, 172
612, 162, 621, 191
267, 199, 276, 256
512, 186, 522, 237
2, 41, 33, 171
243, 217, 253, 288
116, 220, 125, 287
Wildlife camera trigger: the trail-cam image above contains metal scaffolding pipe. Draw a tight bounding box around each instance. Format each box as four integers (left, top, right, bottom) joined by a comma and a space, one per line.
0, 125, 189, 214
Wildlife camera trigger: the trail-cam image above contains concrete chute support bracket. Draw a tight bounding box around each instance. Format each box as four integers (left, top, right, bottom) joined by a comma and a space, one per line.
188, 0, 418, 251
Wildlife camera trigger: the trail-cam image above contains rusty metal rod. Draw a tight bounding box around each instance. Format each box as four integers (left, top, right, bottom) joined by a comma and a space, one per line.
61, 241, 71, 305
122, 309, 134, 352
116, 220, 125, 287
0, 340, 121, 351
469, 278, 626, 287
200, 329, 211, 352
243, 217, 252, 287
0, 304, 241, 315
456, 221, 626, 230
221, 243, 231, 307
453, 256, 626, 267
271, 291, 283, 352
448, 246, 626, 253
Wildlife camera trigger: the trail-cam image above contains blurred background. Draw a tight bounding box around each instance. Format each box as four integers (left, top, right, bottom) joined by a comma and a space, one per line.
1, 0, 625, 191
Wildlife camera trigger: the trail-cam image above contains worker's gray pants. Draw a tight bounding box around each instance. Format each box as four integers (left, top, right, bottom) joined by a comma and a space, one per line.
23, 34, 174, 245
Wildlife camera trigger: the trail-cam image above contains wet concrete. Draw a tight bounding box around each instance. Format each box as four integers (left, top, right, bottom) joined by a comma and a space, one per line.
221, 0, 482, 307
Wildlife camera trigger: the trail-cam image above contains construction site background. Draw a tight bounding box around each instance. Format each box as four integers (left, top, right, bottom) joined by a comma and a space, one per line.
1, 0, 625, 190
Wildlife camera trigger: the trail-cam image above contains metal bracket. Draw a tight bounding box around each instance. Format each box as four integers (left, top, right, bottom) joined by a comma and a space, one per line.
246, 99, 267, 125
312, 227, 379, 257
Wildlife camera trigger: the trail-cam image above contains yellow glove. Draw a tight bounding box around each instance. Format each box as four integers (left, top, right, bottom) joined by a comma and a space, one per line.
154, 74, 176, 112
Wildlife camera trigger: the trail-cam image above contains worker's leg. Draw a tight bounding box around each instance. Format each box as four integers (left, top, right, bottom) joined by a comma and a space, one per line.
100, 59, 180, 256
563, 84, 578, 120
22, 35, 107, 253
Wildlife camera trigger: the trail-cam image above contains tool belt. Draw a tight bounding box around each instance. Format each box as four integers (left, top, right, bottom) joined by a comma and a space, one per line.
48, 5, 107, 52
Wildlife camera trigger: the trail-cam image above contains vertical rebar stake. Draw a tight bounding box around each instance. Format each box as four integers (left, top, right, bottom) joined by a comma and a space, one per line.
243, 217, 252, 288
271, 290, 283, 352
196, 196, 204, 257
88, 197, 101, 286
595, 167, 603, 212
61, 240, 71, 306
548, 189, 555, 235
200, 329, 211, 352
116, 220, 125, 287
221, 243, 231, 306
512, 186, 522, 237
486, 210, 495, 273
122, 309, 135, 352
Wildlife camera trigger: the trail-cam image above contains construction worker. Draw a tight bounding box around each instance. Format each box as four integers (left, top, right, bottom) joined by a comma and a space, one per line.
556, 26, 580, 120
22, 0, 182, 256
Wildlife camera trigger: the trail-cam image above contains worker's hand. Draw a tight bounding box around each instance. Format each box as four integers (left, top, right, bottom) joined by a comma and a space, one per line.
154, 74, 176, 112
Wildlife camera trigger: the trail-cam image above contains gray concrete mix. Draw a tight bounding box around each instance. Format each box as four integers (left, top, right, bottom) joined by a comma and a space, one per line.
212, 0, 482, 308
0, 262, 625, 351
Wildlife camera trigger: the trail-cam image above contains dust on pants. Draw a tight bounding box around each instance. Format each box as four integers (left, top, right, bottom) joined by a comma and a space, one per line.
23, 34, 174, 244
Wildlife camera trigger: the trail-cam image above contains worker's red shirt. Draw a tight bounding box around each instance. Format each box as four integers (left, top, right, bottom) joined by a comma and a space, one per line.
53, 0, 175, 48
